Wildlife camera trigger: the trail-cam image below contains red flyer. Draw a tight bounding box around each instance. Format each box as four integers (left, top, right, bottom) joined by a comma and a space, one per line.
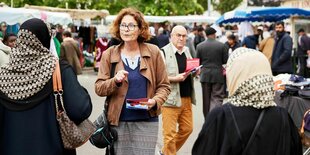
185, 58, 200, 72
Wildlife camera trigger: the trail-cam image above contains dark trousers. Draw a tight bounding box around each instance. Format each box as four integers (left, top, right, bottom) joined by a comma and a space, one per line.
201, 82, 225, 119
298, 56, 310, 78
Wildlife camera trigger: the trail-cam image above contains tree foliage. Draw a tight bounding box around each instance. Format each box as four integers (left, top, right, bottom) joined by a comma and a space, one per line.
197, 0, 242, 15
3, 0, 204, 16
212, 0, 243, 14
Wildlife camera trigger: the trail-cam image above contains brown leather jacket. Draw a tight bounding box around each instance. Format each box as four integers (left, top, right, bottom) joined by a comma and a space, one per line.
95, 43, 171, 126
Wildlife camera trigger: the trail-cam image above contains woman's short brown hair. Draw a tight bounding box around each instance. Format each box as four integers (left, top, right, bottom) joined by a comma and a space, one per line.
110, 8, 151, 43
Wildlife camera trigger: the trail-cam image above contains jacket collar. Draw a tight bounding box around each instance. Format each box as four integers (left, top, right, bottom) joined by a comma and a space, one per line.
0, 41, 11, 54
110, 42, 152, 63
63, 37, 75, 42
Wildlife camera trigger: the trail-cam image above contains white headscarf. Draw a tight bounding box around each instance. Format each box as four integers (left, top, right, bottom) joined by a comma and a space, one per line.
226, 47, 276, 109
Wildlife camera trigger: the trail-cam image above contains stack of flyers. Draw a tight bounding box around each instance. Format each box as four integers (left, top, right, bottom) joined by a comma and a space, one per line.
184, 65, 203, 75
126, 98, 149, 110
185, 58, 200, 72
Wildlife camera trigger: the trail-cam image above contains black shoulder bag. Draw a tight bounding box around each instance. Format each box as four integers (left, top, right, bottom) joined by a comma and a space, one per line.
89, 60, 118, 155
228, 105, 265, 155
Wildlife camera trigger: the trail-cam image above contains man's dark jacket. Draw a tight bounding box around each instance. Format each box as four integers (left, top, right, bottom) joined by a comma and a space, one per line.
196, 38, 228, 83
271, 32, 293, 74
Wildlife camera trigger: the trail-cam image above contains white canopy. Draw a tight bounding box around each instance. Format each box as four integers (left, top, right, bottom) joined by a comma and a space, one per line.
106, 15, 217, 23
24, 5, 109, 20
0, 7, 72, 25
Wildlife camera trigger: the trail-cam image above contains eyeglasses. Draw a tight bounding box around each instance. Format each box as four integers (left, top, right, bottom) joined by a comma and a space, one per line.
119, 23, 138, 31
174, 33, 187, 38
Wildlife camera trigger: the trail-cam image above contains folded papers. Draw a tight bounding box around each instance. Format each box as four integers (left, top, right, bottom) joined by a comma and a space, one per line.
185, 58, 200, 72
126, 98, 149, 110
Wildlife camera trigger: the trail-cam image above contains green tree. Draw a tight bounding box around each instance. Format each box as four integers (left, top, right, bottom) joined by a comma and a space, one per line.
3, 0, 205, 16
212, 0, 242, 14
2, 0, 44, 7
92, 0, 204, 15
197, 0, 209, 10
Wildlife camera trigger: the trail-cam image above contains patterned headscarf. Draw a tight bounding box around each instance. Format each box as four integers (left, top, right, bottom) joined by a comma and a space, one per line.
0, 18, 57, 100
226, 47, 276, 109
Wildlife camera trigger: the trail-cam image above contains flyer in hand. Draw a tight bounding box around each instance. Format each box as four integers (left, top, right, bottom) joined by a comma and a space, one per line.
184, 58, 201, 75
184, 65, 203, 75
126, 98, 149, 110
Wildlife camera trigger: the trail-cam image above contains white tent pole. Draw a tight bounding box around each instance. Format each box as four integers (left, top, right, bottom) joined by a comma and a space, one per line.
208, 0, 211, 16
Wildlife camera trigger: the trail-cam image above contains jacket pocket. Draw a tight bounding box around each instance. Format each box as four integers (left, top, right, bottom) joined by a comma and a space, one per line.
165, 91, 178, 106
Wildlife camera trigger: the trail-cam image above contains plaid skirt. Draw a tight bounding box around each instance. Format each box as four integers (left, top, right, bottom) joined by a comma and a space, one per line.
112, 121, 159, 155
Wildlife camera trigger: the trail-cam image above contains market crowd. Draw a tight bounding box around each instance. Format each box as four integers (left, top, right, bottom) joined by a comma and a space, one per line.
0, 7, 309, 155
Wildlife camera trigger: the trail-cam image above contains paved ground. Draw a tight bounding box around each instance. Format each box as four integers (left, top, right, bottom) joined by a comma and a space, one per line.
76, 68, 205, 155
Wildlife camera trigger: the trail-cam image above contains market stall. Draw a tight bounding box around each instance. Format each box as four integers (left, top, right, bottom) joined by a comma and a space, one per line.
24, 5, 109, 20
216, 7, 310, 25
0, 7, 72, 25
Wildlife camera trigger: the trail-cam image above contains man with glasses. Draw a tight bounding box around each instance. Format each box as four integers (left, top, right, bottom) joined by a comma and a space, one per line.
160, 25, 196, 155
196, 27, 228, 120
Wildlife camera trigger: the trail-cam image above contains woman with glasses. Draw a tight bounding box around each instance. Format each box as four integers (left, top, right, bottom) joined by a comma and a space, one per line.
95, 8, 171, 155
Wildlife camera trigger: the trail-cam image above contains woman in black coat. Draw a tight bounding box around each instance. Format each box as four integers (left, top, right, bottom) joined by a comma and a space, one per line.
192, 47, 302, 155
0, 18, 92, 155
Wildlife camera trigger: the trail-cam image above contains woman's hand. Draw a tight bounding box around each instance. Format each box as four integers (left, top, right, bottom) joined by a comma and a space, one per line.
141, 99, 157, 110
114, 70, 129, 83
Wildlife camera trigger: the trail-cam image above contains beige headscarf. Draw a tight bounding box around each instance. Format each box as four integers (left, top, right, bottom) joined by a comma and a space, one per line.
226, 47, 276, 109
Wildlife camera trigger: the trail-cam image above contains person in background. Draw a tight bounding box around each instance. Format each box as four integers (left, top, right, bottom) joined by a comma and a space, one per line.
160, 25, 196, 155
0, 22, 7, 39
55, 24, 64, 43
107, 37, 122, 48
271, 21, 293, 76
196, 27, 228, 119
219, 31, 232, 44
296, 28, 310, 78
263, 25, 271, 39
188, 26, 197, 44
241, 33, 258, 50
146, 26, 159, 47
0, 36, 11, 67
185, 26, 196, 57
95, 8, 170, 155
259, 31, 275, 64
94, 36, 108, 71
2, 33, 17, 48
157, 27, 170, 48
192, 47, 302, 155
194, 26, 205, 49
257, 26, 264, 44
225, 34, 240, 55
60, 31, 82, 75
51, 25, 61, 57
0, 18, 92, 155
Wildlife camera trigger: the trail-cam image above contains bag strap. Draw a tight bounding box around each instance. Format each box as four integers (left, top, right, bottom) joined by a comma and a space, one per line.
228, 105, 265, 155
242, 109, 265, 155
52, 61, 65, 112
52, 61, 62, 92
228, 105, 244, 148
